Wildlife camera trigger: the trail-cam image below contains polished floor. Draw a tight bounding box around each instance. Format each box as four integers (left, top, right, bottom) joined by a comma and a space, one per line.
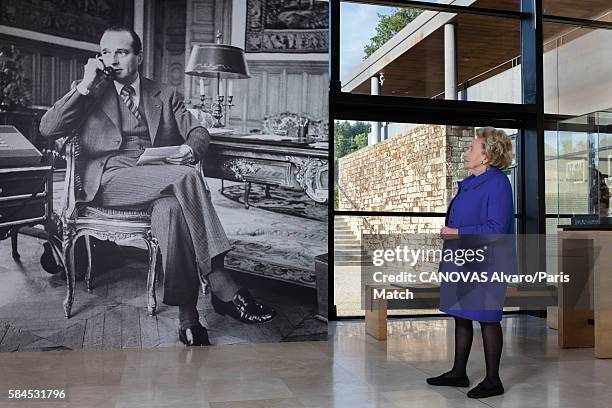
1, 315, 611, 407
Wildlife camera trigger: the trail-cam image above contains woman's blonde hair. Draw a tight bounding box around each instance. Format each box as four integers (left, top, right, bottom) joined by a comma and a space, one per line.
476, 127, 513, 170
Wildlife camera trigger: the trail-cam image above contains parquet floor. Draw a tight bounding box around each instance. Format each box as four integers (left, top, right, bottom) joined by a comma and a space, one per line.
0, 177, 326, 351
0, 235, 325, 351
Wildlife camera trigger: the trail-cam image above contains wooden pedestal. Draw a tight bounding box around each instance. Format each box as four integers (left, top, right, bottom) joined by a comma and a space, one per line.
365, 285, 387, 340
558, 229, 612, 358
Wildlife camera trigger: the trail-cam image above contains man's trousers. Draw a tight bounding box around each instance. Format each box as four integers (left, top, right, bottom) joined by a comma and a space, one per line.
96, 158, 232, 306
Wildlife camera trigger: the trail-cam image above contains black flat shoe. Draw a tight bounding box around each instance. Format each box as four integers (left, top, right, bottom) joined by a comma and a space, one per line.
178, 322, 211, 346
467, 380, 504, 399
426, 372, 470, 387
212, 288, 276, 324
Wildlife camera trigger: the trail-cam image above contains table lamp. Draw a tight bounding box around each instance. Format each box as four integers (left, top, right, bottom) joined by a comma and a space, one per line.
185, 37, 250, 128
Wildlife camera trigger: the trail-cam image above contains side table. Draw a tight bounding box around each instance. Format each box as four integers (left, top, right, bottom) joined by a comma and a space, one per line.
0, 165, 52, 259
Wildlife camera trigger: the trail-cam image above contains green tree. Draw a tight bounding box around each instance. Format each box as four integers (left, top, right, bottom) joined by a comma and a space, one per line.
334, 120, 371, 161
334, 184, 339, 210
364, 8, 422, 58
334, 131, 353, 160
349, 122, 371, 139
354, 133, 368, 150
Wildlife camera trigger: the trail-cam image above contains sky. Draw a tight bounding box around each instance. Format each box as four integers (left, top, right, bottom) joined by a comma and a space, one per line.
339, 1, 442, 82
339, 2, 395, 82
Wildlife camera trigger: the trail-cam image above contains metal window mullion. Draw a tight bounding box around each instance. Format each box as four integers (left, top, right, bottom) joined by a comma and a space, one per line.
519, 0, 546, 285
329, 0, 341, 322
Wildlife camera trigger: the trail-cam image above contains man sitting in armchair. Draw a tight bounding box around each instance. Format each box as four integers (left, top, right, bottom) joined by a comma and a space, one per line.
39, 26, 275, 346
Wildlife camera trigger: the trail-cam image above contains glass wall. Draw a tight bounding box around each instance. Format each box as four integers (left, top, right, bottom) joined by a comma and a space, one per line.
340, 2, 611, 113
335, 122, 517, 211
334, 121, 518, 316
334, 215, 444, 317
545, 111, 612, 277
550, 112, 612, 216
340, 3, 521, 103
332, 0, 612, 319
543, 24, 612, 115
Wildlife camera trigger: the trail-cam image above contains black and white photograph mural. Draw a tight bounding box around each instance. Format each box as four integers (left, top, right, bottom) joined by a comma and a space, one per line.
0, 0, 328, 351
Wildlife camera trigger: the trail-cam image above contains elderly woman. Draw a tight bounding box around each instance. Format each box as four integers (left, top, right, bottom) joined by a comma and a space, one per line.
426, 127, 514, 399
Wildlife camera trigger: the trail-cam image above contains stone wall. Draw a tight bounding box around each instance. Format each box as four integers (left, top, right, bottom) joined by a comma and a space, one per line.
337, 125, 474, 236
445, 125, 476, 203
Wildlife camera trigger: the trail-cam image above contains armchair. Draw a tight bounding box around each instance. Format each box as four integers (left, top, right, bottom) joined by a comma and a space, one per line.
60, 137, 159, 318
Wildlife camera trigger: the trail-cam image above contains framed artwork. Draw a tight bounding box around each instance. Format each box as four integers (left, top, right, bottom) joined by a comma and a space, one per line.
245, 0, 328, 53
0, 0, 133, 44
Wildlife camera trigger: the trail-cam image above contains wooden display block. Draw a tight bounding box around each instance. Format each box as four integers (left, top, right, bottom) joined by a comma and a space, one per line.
365, 285, 387, 340
558, 229, 612, 358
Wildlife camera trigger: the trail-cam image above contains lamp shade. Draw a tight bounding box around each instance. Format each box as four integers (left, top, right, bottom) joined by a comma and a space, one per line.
185, 44, 250, 79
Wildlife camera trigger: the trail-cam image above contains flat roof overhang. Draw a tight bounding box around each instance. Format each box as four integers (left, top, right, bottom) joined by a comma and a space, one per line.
342, 0, 612, 97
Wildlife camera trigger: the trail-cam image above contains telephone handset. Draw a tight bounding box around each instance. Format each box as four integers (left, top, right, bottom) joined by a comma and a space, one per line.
94, 55, 117, 83
97, 64, 116, 81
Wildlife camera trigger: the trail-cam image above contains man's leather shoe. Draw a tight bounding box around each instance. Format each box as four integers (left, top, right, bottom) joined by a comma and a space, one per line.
211, 288, 276, 324
178, 322, 211, 346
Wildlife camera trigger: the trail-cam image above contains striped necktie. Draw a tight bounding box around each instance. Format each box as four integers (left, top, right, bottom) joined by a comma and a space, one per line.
120, 85, 142, 122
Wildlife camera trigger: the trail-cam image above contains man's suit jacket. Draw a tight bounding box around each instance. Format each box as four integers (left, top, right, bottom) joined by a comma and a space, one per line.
40, 77, 209, 203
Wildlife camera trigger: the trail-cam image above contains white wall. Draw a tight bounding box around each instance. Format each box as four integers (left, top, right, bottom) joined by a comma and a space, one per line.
467, 66, 522, 105
469, 29, 612, 116
547, 29, 612, 115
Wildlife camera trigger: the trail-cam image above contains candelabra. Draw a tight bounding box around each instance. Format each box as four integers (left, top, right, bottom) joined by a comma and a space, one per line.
197, 93, 234, 128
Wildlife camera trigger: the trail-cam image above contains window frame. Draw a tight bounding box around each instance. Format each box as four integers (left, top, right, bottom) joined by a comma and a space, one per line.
328, 0, 612, 319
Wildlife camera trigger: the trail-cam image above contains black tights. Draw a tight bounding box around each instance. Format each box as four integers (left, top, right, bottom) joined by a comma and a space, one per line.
448, 317, 503, 383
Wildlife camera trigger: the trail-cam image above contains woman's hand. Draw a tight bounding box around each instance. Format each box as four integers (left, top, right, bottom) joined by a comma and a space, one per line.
440, 226, 459, 239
